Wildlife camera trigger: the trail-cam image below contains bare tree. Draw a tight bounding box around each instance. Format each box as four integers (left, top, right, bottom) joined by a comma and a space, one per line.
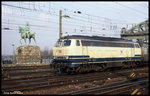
44, 46, 49, 58
49, 49, 53, 59
40, 46, 53, 63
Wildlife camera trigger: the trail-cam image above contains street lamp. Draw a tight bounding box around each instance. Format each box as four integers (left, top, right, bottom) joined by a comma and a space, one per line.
12, 44, 15, 64
59, 10, 71, 39
59, 10, 81, 38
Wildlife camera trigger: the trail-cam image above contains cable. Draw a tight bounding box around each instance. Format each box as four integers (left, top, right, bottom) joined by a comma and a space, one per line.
2, 22, 59, 29
2, 22, 122, 36
3, 12, 125, 31
2, 2, 140, 36
114, 2, 147, 15
54, 2, 147, 22
2, 2, 141, 24
2, 2, 143, 29
3, 12, 59, 24
133, 3, 148, 8
3, 18, 124, 33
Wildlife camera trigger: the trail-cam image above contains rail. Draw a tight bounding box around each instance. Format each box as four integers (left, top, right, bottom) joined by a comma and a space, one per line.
61, 76, 148, 95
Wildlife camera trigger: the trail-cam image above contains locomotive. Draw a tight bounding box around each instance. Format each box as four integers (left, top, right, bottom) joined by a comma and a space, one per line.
50, 35, 146, 74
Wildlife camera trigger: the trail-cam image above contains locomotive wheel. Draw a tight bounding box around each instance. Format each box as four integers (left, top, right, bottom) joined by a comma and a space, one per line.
95, 66, 101, 72
122, 62, 128, 69
75, 66, 81, 73
66, 68, 70, 73
78, 67, 84, 73
85, 65, 90, 72
100, 64, 107, 71
57, 68, 62, 74
82, 65, 88, 73
66, 68, 73, 74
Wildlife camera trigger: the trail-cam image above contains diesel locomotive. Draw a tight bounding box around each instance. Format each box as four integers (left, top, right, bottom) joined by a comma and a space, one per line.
50, 35, 146, 74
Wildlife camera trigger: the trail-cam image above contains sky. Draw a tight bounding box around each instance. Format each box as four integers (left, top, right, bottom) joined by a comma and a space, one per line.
2, 1, 149, 55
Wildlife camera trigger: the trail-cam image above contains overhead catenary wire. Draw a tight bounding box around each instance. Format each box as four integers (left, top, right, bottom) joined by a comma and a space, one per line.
58, 3, 147, 23
3, 12, 126, 31
2, 2, 146, 36
2, 2, 142, 31
2, 18, 124, 34
2, 21, 121, 36
2, 2, 143, 24
114, 2, 147, 16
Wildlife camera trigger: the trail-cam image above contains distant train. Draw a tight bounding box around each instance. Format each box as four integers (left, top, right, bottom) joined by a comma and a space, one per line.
50, 35, 148, 74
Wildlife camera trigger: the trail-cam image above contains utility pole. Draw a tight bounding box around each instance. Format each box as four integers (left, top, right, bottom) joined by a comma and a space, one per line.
12, 44, 15, 64
59, 10, 71, 39
59, 10, 62, 39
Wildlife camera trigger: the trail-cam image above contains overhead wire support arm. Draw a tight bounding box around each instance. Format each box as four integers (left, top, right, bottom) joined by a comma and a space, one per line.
59, 10, 62, 39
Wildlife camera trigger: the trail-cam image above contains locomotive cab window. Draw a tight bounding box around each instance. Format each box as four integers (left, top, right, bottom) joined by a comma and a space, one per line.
55, 40, 62, 47
135, 44, 140, 48
62, 40, 71, 46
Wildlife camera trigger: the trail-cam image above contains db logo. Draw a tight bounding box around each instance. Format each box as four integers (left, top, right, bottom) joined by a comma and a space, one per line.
121, 50, 123, 54
58, 50, 62, 53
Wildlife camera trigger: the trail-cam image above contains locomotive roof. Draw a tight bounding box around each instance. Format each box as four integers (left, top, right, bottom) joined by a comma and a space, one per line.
61, 35, 133, 43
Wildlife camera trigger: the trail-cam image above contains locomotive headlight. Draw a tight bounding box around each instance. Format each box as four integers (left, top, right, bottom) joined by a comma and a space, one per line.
63, 56, 69, 59
53, 56, 56, 59
65, 56, 69, 59
53, 56, 69, 59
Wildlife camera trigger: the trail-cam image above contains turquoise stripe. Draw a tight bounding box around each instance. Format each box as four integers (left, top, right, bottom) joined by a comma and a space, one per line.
135, 55, 141, 57
71, 57, 141, 63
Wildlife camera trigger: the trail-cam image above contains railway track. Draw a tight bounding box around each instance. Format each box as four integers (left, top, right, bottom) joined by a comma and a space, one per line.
2, 64, 51, 80
2, 64, 50, 71
2, 69, 53, 80
61, 76, 148, 95
2, 64, 148, 79
2, 66, 148, 94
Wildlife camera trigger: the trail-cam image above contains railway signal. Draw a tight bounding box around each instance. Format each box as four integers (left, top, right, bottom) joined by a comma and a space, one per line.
131, 89, 141, 95
130, 72, 136, 78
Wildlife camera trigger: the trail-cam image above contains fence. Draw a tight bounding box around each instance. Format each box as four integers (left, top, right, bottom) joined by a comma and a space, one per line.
2, 55, 52, 64
2, 55, 13, 64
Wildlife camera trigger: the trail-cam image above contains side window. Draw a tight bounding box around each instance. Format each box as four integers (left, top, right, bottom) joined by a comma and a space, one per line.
76, 40, 80, 46
131, 44, 134, 48
120, 43, 125, 47
128, 43, 132, 47
93, 41, 99, 46
103, 42, 107, 46
124, 43, 128, 47
116, 43, 120, 47
81, 40, 89, 46
128, 43, 134, 48
89, 41, 94, 46
110, 42, 115, 47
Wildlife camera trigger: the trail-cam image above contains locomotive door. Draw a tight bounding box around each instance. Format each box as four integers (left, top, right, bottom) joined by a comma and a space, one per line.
82, 46, 88, 55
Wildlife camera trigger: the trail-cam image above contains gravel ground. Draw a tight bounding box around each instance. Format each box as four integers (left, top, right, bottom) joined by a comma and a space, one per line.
3, 66, 148, 95
23, 77, 127, 95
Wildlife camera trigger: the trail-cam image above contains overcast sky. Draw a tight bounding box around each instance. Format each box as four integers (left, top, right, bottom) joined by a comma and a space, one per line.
2, 1, 148, 55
